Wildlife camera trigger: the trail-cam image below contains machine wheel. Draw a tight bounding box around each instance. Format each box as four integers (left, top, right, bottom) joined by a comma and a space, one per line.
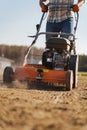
69, 55, 79, 88
3, 66, 13, 84
66, 70, 73, 91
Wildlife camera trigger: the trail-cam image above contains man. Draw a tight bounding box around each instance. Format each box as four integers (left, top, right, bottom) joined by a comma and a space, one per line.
39, 0, 85, 41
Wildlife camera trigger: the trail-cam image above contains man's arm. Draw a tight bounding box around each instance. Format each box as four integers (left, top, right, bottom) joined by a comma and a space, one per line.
77, 0, 85, 7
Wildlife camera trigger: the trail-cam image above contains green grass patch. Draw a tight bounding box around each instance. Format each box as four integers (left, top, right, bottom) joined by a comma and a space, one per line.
78, 72, 87, 78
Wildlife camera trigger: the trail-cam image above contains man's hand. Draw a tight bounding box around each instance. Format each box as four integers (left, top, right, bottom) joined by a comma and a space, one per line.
41, 3, 48, 12
72, 4, 79, 12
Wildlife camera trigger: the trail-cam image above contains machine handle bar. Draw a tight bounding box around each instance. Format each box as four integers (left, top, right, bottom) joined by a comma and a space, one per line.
28, 31, 75, 41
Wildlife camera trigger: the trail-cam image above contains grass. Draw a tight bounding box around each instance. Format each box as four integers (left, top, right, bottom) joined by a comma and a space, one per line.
78, 72, 87, 78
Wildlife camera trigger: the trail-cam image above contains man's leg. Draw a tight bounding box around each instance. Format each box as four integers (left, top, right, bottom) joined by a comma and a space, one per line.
46, 21, 61, 41
61, 17, 74, 40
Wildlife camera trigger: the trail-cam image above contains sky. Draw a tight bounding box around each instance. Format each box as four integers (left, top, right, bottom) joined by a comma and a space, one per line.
0, 0, 87, 55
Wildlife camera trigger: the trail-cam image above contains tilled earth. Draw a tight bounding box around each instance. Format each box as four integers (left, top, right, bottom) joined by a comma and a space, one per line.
0, 77, 87, 130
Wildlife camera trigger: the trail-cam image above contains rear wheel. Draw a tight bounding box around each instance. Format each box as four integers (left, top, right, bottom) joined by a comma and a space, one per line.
66, 70, 73, 91
69, 55, 79, 88
3, 67, 13, 84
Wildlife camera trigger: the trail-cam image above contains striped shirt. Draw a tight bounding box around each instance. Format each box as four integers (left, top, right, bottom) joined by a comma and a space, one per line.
47, 0, 74, 23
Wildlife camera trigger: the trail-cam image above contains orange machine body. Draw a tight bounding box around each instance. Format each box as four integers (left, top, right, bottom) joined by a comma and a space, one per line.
13, 64, 67, 84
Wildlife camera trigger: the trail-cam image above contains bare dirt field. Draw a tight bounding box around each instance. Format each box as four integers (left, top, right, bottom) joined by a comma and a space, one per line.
0, 75, 87, 130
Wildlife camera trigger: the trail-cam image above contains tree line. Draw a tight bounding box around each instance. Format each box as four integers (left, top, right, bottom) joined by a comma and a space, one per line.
79, 55, 87, 72
0, 44, 44, 64
0, 45, 87, 72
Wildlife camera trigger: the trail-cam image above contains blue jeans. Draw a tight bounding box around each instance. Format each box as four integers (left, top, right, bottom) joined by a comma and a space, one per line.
46, 17, 74, 41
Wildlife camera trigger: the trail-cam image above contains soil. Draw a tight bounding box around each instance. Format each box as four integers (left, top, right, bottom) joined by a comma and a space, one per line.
0, 76, 87, 130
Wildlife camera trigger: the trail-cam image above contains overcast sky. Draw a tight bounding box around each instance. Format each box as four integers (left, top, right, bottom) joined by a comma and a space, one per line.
0, 0, 87, 54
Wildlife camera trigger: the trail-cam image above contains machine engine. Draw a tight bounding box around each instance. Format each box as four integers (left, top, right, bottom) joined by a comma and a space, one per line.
42, 37, 71, 70
42, 50, 69, 70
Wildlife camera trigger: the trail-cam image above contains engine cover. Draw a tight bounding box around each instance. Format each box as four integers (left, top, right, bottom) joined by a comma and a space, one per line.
42, 50, 69, 70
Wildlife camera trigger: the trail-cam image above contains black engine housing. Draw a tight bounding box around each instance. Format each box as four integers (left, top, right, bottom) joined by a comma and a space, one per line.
42, 50, 69, 70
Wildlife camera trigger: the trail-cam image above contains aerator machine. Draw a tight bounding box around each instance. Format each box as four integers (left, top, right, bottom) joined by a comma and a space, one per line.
3, 12, 79, 91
